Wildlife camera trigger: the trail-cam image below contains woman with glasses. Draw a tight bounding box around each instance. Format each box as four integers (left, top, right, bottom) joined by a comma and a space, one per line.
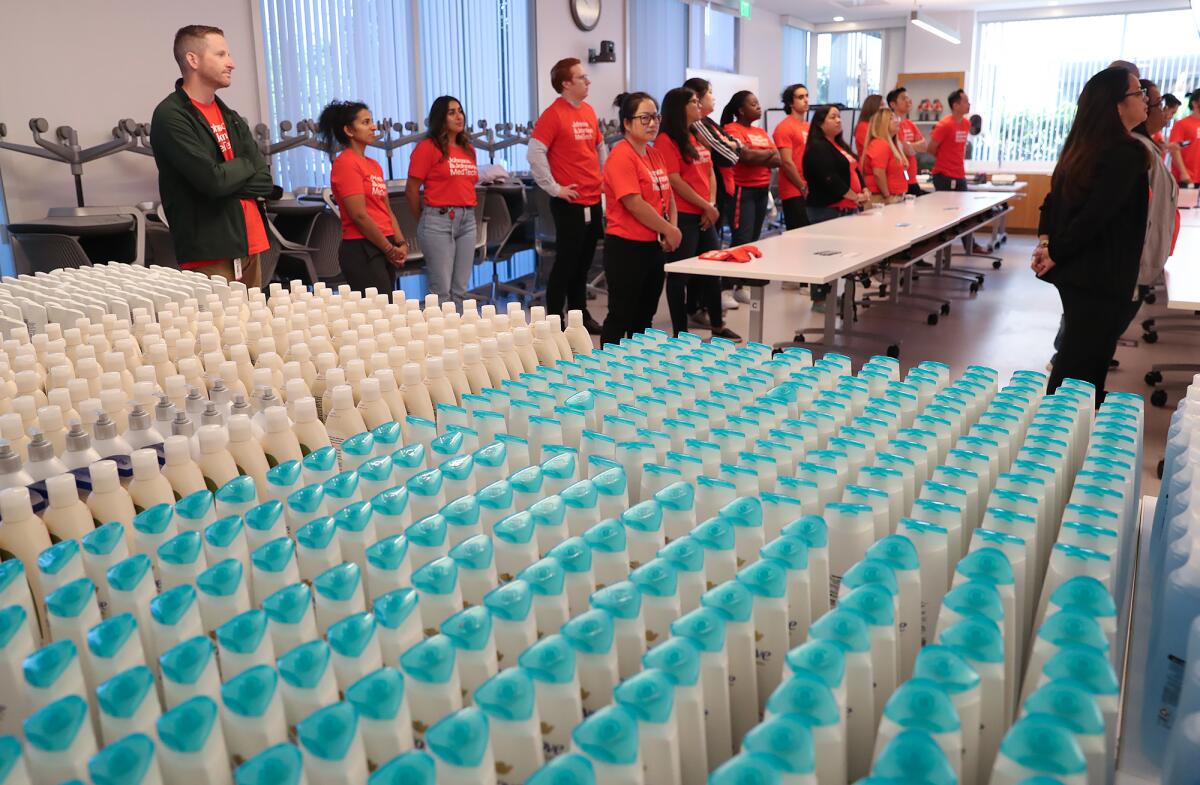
658, 87, 740, 341
721, 91, 781, 247
802, 105, 869, 224
861, 108, 908, 205
1032, 66, 1150, 399
600, 92, 681, 347
406, 95, 479, 308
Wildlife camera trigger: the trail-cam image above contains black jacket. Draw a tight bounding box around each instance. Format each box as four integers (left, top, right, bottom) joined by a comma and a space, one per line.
802, 136, 856, 208
1037, 139, 1149, 298
150, 80, 278, 263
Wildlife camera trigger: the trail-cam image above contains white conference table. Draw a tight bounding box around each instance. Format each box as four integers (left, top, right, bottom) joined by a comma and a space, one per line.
1144, 217, 1200, 405
666, 191, 1018, 354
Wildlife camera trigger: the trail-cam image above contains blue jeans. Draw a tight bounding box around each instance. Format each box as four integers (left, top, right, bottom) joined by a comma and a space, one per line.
417, 206, 476, 307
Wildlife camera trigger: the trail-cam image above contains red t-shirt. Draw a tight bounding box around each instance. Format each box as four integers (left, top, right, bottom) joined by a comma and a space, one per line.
407, 139, 479, 207
532, 97, 603, 205
330, 149, 392, 240
1169, 115, 1200, 181
655, 133, 712, 216
723, 123, 775, 188
773, 115, 810, 200
864, 138, 908, 196
833, 145, 864, 210
931, 116, 970, 179
603, 140, 671, 242
898, 118, 924, 184
188, 99, 270, 268
854, 121, 868, 155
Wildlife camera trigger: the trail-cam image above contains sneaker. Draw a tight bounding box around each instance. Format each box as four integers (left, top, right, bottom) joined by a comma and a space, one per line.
688, 310, 712, 329
721, 291, 740, 310
711, 325, 742, 341
582, 313, 603, 335
733, 287, 752, 304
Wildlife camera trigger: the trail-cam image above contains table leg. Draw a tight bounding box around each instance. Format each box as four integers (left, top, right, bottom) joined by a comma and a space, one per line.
823, 278, 840, 345
749, 284, 766, 343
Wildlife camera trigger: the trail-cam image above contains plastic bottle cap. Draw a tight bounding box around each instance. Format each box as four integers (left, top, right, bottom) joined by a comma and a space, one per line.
89, 459, 120, 492
512, 326, 531, 347
331, 385, 355, 412
374, 369, 399, 393
359, 377, 381, 401
497, 332, 514, 352
194, 426, 227, 454
480, 337, 498, 358
262, 407, 290, 434
425, 356, 445, 379
228, 414, 252, 442
293, 397, 318, 424
164, 435, 192, 465
38, 405, 64, 432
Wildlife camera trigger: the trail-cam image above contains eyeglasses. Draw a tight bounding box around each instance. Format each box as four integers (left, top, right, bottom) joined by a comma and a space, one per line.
633, 113, 661, 126
1124, 88, 1149, 99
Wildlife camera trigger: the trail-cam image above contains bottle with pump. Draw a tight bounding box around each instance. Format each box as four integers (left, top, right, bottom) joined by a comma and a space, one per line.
92, 413, 134, 465
0, 441, 33, 492
125, 405, 164, 454
564, 311, 593, 356
41, 474, 94, 541
171, 411, 199, 459
162, 436, 207, 500
261, 408, 304, 467
357, 378, 393, 430
197, 426, 241, 491
153, 395, 177, 442
86, 460, 137, 534
373, 370, 409, 424
129, 449, 177, 512
325, 385, 368, 461
61, 422, 103, 475
401, 364, 436, 422
227, 415, 272, 501
292, 398, 333, 456
25, 431, 68, 483
424, 357, 459, 410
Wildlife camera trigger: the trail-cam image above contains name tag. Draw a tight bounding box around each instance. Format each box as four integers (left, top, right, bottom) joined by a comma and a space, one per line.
233, 258, 243, 280
584, 206, 592, 223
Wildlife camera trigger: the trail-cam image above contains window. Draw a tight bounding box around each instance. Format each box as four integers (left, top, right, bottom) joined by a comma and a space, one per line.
815, 31, 882, 107
973, 8, 1200, 163
696, 7, 738, 73
782, 25, 810, 91
630, 0, 689, 105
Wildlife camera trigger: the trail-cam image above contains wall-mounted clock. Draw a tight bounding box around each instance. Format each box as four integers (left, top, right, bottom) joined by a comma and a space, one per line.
571, 0, 601, 32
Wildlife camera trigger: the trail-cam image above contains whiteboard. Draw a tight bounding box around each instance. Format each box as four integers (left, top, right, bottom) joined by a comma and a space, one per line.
686, 68, 761, 124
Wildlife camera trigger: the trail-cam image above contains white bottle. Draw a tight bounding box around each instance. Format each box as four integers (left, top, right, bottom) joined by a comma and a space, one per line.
511, 327, 539, 373
322, 368, 347, 425
497, 333, 525, 380
92, 412, 134, 464
373, 370, 409, 424
153, 395, 177, 442
41, 474, 94, 541
0, 487, 52, 608
293, 398, 333, 456
129, 448, 177, 512
0, 414, 29, 461
546, 315, 574, 362
261, 407, 304, 467
227, 415, 272, 501
460, 344, 491, 396
424, 357, 459, 413
14, 369, 47, 408
36, 406, 68, 457
99, 389, 130, 434
565, 310, 593, 356
124, 405, 163, 454
355, 378, 393, 431
326, 385, 368, 460
401, 363, 436, 422
162, 435, 207, 500
311, 353, 336, 421
87, 459, 137, 534
197, 426, 241, 491
442, 350, 472, 405
61, 422, 103, 474
0, 441, 33, 492
479, 338, 509, 387
531, 322, 562, 368
25, 431, 68, 483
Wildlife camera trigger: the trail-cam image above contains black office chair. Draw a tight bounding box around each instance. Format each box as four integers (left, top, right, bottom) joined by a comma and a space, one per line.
10, 233, 92, 274
484, 186, 539, 304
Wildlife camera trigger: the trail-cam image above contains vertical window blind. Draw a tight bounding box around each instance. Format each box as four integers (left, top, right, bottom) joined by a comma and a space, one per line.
782, 26, 809, 95
629, 0, 689, 107
815, 31, 883, 108
973, 8, 1200, 163
704, 8, 738, 73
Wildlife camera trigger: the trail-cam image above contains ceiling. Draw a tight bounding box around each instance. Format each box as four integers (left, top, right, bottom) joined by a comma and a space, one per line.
753, 0, 1139, 24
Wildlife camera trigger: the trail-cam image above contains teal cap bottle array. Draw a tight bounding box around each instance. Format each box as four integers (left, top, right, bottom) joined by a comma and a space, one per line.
398, 635, 462, 748
86, 731, 158, 785
277, 639, 340, 729
95, 665, 158, 747
763, 671, 844, 785
242, 500, 286, 552
371, 485, 411, 540
234, 743, 304, 785
345, 666, 414, 769
155, 695, 229, 784
22, 694, 95, 784
871, 728, 957, 785
571, 705, 640, 780
296, 700, 368, 784
473, 667, 543, 783
158, 635, 220, 709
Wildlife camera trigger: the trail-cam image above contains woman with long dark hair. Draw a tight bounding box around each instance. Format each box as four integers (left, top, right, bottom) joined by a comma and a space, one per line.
406, 95, 480, 308
657, 87, 739, 340
721, 91, 781, 247
320, 100, 407, 293
600, 92, 680, 347
1033, 66, 1150, 399
802, 105, 869, 224
854, 93, 883, 154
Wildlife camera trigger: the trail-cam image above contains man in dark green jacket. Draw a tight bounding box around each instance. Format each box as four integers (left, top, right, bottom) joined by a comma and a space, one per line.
152, 24, 278, 289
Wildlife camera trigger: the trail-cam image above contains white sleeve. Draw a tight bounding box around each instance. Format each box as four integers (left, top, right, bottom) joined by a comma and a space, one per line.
527, 139, 561, 197
597, 137, 609, 170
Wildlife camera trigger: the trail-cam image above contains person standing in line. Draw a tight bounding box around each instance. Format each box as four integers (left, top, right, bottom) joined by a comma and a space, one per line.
1032, 66, 1149, 400
861, 109, 908, 205
887, 87, 928, 196
1168, 89, 1200, 185
600, 92, 681, 347
802, 105, 869, 224
721, 91, 781, 246
854, 94, 883, 155
774, 83, 811, 230
152, 25, 277, 290
658, 87, 740, 341
927, 89, 972, 192
529, 58, 607, 334
406, 96, 480, 308
320, 100, 407, 294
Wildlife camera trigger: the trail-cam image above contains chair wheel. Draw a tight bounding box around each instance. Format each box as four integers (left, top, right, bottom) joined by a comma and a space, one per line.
1143, 331, 1158, 344
1146, 371, 1163, 385
1145, 292, 1157, 304
992, 260, 1002, 269
879, 286, 889, 297
794, 332, 805, 343
1151, 389, 1169, 407
1142, 319, 1156, 331
886, 344, 900, 358
969, 283, 979, 294
1158, 459, 1166, 479
940, 304, 951, 315
927, 314, 939, 326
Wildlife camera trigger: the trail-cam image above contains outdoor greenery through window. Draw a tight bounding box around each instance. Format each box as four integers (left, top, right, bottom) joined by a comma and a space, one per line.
973, 8, 1200, 163
815, 31, 882, 107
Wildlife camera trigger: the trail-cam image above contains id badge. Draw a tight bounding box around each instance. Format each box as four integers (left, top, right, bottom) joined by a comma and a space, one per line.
233, 258, 243, 281
583, 206, 592, 224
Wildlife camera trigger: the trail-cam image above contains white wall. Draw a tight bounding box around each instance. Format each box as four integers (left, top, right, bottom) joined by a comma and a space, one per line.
738, 7, 786, 118
533, 0, 627, 119
0, 0, 265, 222
900, 10, 976, 77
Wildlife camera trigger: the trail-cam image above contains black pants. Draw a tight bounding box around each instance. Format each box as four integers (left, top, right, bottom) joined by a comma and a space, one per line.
601, 235, 665, 347
782, 197, 810, 230
547, 198, 604, 319
731, 186, 770, 246
906, 183, 925, 197
932, 173, 968, 191
666, 213, 722, 335
1047, 283, 1132, 403
339, 238, 396, 294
